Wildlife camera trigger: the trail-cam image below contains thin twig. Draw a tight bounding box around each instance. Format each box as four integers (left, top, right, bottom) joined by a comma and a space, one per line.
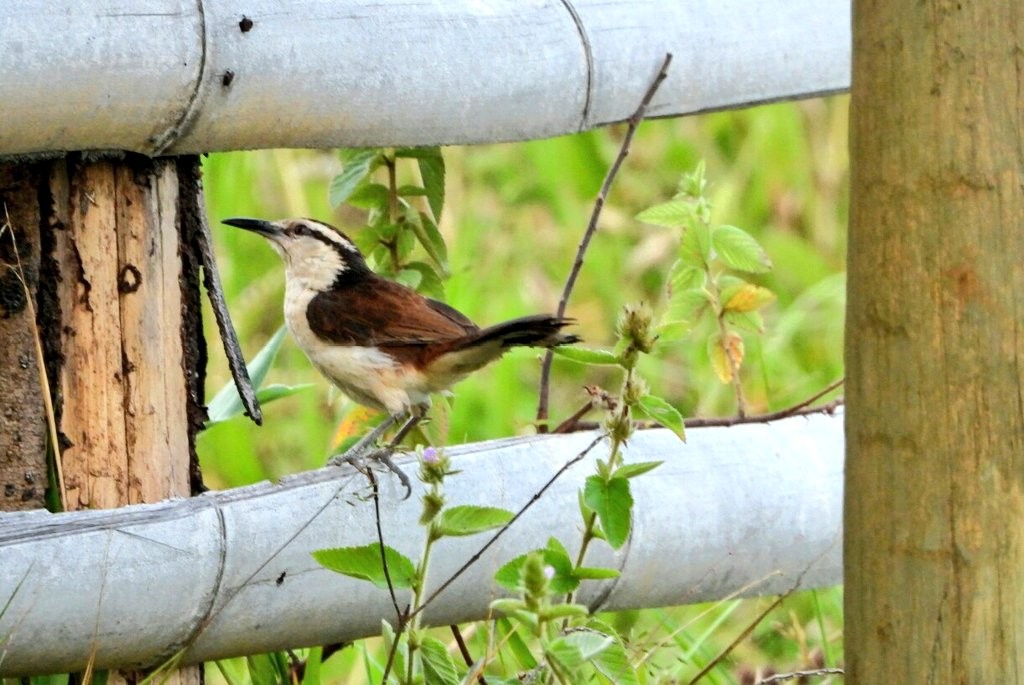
684, 379, 844, 428
563, 398, 843, 434
451, 624, 489, 685
756, 668, 845, 684
194, 197, 262, 424
411, 433, 605, 619
367, 469, 403, 622
552, 400, 594, 433
536, 53, 673, 428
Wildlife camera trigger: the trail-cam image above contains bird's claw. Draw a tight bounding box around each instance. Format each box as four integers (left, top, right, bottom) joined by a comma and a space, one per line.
328, 446, 412, 500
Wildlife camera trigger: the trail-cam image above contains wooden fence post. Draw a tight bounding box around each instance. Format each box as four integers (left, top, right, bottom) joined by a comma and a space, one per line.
0, 154, 207, 681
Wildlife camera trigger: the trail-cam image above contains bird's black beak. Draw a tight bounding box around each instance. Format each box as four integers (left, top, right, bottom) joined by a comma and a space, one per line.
222, 217, 281, 236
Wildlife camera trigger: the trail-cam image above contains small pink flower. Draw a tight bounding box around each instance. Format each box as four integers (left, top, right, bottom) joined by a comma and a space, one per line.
543, 565, 556, 580
422, 447, 439, 464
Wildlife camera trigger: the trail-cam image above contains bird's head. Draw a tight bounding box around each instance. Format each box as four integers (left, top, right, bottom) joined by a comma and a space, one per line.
222, 217, 369, 291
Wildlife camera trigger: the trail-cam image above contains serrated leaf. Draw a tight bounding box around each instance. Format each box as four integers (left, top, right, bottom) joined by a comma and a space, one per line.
680, 221, 712, 267
495, 542, 579, 594
330, 149, 379, 207
207, 327, 287, 424
723, 283, 776, 313
664, 287, 713, 328
494, 554, 528, 590
551, 346, 620, 366
667, 258, 705, 293
613, 460, 664, 479
420, 636, 460, 685
436, 505, 513, 537
312, 544, 415, 589
583, 477, 633, 549
712, 224, 772, 273
634, 395, 686, 442
724, 309, 765, 334
635, 200, 693, 228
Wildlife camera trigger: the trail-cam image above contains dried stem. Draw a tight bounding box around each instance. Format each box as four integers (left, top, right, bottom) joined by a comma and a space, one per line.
194, 199, 262, 424
536, 53, 673, 428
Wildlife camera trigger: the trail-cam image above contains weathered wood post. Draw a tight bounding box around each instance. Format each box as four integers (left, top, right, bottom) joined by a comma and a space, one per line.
846, 0, 1024, 680
0, 155, 207, 682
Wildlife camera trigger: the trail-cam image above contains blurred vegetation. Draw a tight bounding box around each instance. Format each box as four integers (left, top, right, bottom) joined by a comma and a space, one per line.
200, 96, 848, 682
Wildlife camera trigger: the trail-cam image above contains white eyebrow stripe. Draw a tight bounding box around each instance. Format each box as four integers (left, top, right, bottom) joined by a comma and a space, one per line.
310, 221, 360, 253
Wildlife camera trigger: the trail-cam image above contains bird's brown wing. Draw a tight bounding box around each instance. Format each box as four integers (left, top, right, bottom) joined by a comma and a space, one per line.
306, 274, 478, 351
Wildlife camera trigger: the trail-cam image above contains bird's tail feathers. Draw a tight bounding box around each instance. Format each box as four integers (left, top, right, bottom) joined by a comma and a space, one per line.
471, 314, 580, 349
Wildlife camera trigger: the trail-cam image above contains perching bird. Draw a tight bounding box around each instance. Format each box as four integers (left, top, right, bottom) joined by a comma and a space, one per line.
223, 217, 579, 491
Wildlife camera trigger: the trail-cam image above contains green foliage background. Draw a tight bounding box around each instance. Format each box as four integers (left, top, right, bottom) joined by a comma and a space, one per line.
200, 97, 848, 682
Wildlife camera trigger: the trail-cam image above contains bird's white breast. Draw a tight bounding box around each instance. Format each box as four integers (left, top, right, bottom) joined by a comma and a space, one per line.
282, 284, 428, 413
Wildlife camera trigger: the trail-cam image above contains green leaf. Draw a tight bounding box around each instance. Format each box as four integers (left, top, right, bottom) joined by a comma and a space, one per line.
394, 268, 423, 289
667, 258, 705, 292
496, 618, 538, 669
539, 602, 590, 620
573, 566, 621, 580
380, 620, 407, 683
346, 182, 389, 210
634, 395, 686, 442
246, 653, 288, 685
679, 221, 713, 267
494, 540, 580, 594
410, 211, 449, 275
330, 149, 379, 207
677, 161, 707, 199
635, 200, 693, 228
436, 505, 513, 537
396, 184, 427, 197
551, 346, 620, 366
583, 477, 633, 549
206, 327, 287, 424
403, 261, 445, 299
664, 287, 713, 328
545, 637, 585, 672
311, 544, 416, 589
562, 630, 615, 662
420, 636, 460, 685
712, 224, 773, 273
590, 635, 639, 685
613, 460, 664, 479
418, 148, 446, 220
724, 309, 766, 334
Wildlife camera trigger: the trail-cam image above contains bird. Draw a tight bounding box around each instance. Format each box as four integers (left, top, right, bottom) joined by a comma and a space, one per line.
222, 217, 580, 493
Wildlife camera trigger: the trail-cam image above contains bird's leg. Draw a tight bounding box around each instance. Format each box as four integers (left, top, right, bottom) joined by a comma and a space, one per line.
361, 412, 424, 499
329, 412, 402, 463
328, 410, 424, 499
